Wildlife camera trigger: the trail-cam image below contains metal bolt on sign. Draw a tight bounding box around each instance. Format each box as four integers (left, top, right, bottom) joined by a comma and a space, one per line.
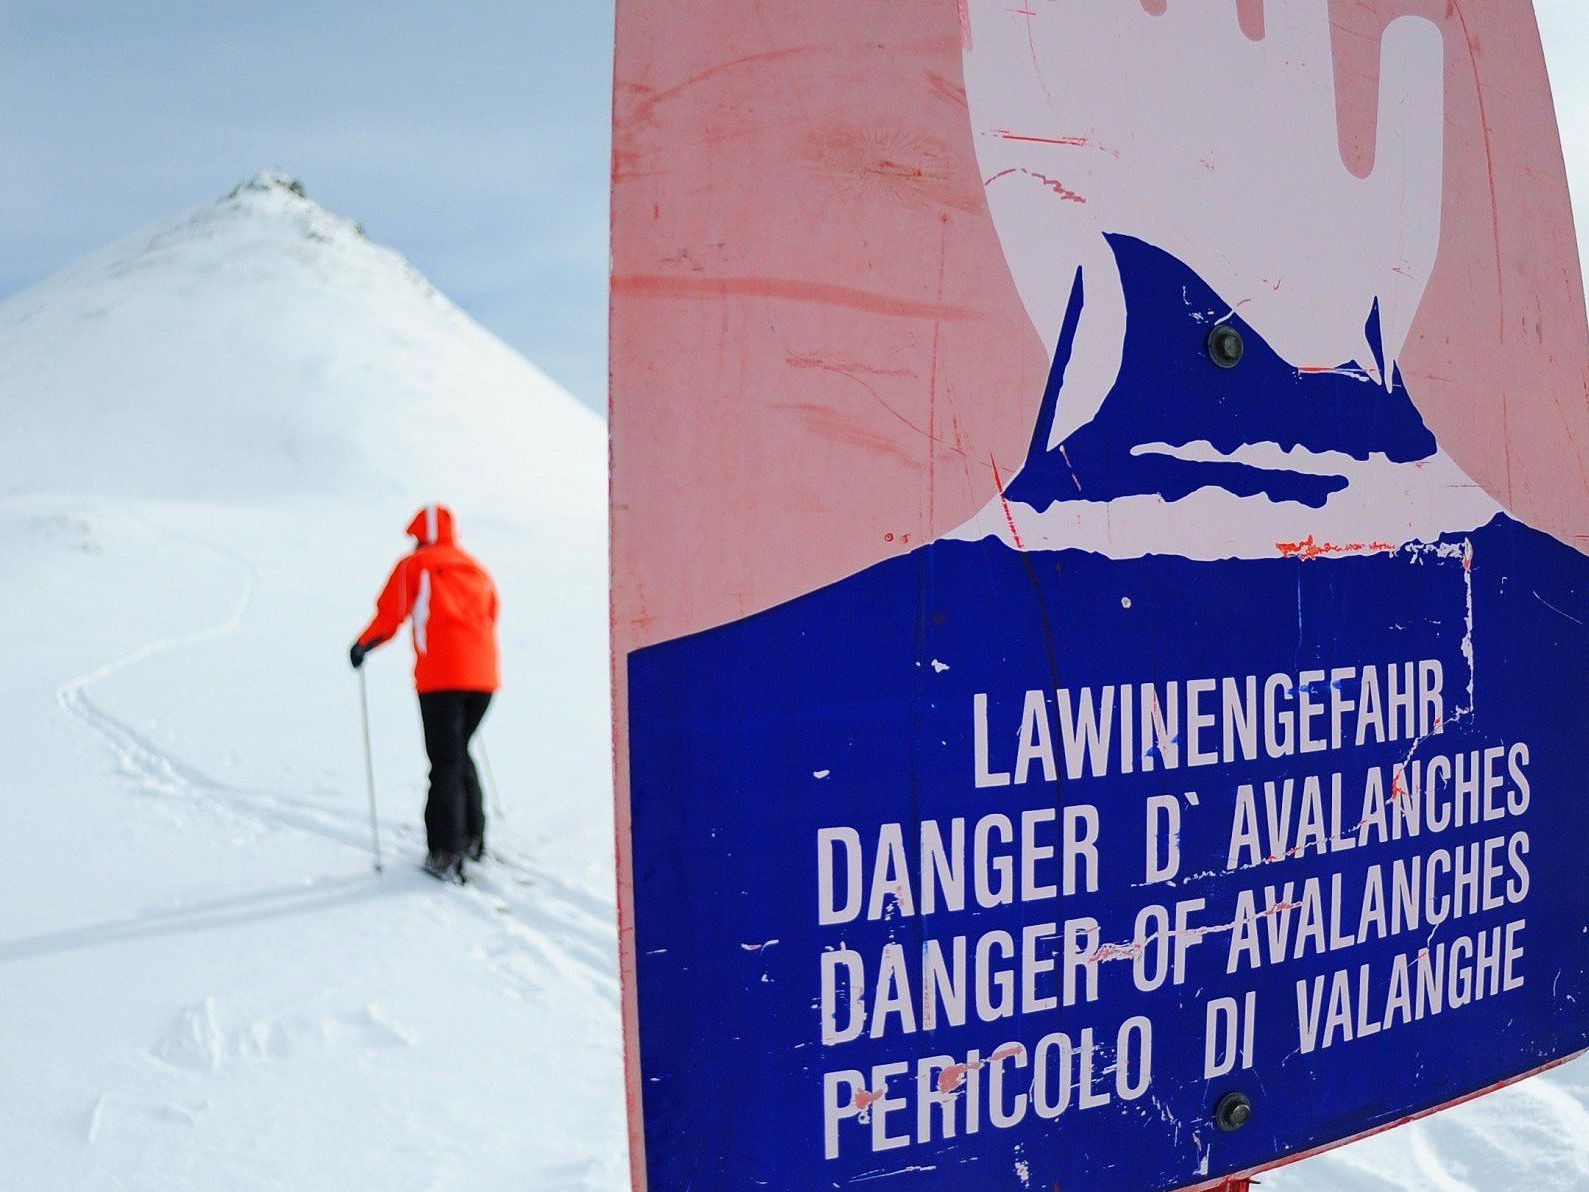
1207, 322, 1245, 368
1215, 1091, 1254, 1132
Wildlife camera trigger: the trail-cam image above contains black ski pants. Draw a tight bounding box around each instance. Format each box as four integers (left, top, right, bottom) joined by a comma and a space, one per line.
418, 689, 492, 855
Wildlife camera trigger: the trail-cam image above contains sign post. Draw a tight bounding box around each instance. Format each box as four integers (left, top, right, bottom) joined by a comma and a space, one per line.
612, 4, 1589, 1188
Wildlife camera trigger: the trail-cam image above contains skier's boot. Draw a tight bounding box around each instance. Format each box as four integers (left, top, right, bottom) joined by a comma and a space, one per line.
423, 850, 466, 884
466, 835, 485, 863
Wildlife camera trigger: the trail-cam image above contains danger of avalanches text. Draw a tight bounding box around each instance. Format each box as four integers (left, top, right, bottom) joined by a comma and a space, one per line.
818, 659, 1534, 1161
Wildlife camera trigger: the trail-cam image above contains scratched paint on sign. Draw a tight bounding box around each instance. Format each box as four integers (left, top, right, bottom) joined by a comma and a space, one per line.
611, 3, 1589, 1189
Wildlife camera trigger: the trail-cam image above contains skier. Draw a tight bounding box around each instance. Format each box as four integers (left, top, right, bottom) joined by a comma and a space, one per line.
350, 503, 499, 882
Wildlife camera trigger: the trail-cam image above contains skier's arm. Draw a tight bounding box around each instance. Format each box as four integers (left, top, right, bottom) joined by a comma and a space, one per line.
356, 557, 416, 652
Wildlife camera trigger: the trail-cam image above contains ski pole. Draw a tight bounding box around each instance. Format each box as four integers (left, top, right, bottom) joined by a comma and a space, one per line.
357, 668, 384, 874
480, 741, 507, 823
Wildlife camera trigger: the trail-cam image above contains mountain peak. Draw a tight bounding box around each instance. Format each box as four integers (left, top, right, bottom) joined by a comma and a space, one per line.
211, 170, 367, 244
227, 170, 309, 201
0, 175, 601, 507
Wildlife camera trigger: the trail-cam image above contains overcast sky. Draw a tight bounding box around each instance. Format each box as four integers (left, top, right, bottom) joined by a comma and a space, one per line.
0, 1, 614, 406
1539, 0, 1589, 259
0, 3, 1585, 412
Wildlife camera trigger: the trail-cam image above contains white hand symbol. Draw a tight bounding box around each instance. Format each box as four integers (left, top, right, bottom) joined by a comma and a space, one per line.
963, 0, 1445, 445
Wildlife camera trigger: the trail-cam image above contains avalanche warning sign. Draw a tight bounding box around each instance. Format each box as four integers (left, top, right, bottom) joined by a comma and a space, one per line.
610, 3, 1589, 1189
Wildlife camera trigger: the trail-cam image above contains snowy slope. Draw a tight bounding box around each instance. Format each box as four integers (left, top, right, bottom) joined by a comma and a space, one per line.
0, 174, 622, 1190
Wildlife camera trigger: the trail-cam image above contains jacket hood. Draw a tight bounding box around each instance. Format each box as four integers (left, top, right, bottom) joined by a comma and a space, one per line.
406, 503, 456, 546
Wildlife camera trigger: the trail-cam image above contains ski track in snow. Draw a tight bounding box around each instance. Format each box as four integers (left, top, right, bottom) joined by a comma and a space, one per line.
52, 512, 617, 1004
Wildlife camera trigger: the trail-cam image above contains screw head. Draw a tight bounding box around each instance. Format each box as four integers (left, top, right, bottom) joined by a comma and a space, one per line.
1214, 1091, 1253, 1132
1207, 323, 1245, 369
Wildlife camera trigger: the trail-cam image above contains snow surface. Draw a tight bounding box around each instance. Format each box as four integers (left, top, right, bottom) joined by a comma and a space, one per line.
0, 173, 622, 1190
5, 170, 1586, 1190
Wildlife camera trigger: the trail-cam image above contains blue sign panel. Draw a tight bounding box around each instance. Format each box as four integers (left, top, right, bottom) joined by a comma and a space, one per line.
626, 239, 1589, 1188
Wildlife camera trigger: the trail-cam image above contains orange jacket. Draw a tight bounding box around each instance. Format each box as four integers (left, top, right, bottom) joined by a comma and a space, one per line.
357, 504, 500, 693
